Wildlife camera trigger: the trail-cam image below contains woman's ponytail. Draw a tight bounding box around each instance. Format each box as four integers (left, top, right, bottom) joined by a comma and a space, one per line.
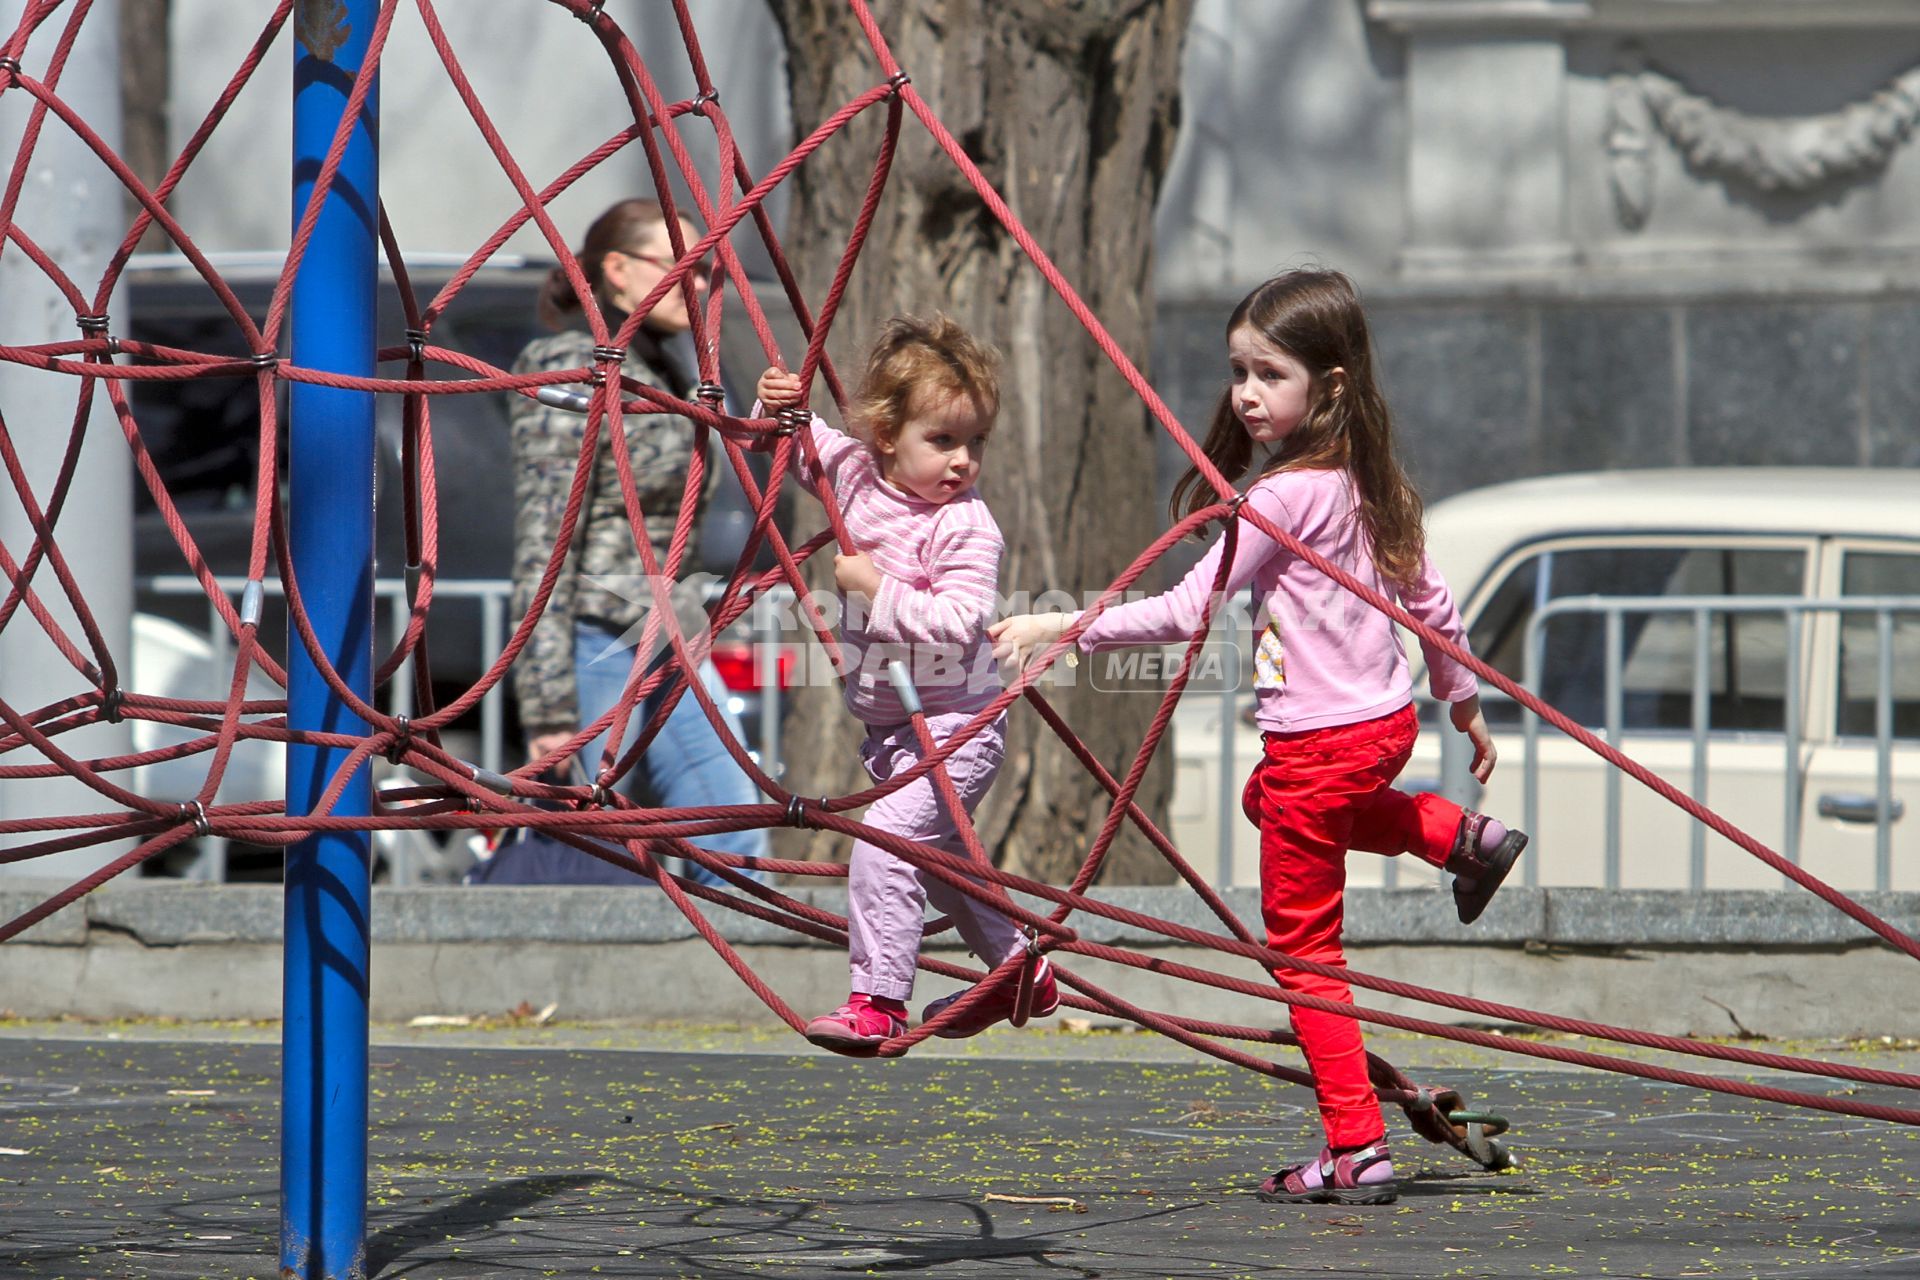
536, 197, 667, 332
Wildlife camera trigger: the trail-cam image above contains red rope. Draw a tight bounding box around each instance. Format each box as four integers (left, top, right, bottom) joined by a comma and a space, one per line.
0, 0, 1912, 1141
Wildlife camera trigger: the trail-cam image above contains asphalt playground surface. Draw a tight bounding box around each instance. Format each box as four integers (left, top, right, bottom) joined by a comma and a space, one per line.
0, 1021, 1914, 1279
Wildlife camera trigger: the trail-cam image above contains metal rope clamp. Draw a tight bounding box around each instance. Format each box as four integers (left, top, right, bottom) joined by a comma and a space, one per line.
178, 800, 211, 838
384, 716, 412, 766
588, 344, 625, 388
773, 405, 809, 438
470, 765, 515, 797
1009, 925, 1044, 1028
1450, 1109, 1512, 1170
1401, 1082, 1513, 1171
404, 328, 428, 364
1402, 1083, 1455, 1142
694, 380, 727, 432
886, 70, 911, 97
783, 794, 829, 828
77, 314, 118, 355
100, 687, 126, 723
240, 579, 266, 629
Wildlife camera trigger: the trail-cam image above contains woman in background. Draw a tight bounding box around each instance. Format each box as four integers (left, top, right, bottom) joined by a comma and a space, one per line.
507, 197, 769, 887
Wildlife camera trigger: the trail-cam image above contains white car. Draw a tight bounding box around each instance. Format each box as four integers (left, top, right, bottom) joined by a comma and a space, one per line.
130, 612, 286, 811
1171, 469, 1920, 893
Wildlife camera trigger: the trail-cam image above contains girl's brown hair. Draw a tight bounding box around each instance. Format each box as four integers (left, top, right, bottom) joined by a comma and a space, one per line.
847, 315, 1001, 450
538, 197, 670, 331
1168, 269, 1426, 586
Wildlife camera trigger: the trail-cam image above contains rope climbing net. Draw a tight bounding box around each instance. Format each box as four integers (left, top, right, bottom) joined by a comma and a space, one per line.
2, 0, 1918, 1171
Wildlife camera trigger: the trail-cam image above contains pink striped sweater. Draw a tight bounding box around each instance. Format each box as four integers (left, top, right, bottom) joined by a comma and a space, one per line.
783, 413, 1004, 726
1077, 467, 1478, 733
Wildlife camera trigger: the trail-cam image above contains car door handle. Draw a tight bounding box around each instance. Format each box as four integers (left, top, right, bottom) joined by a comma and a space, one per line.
1816, 793, 1906, 823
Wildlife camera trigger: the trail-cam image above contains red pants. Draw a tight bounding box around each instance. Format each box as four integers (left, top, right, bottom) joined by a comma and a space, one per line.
1241, 704, 1462, 1148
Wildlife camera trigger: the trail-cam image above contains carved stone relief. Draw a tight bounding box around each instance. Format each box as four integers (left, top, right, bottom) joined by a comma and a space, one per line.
1606, 41, 1920, 230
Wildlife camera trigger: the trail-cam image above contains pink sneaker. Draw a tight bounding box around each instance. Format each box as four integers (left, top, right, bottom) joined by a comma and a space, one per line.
918, 960, 1060, 1039
804, 998, 906, 1057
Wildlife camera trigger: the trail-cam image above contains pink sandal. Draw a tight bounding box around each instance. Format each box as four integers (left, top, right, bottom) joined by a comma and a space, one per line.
1447, 811, 1528, 924
1257, 1143, 1399, 1205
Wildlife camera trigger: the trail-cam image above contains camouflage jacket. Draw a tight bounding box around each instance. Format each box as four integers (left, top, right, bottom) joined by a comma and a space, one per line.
508, 328, 708, 736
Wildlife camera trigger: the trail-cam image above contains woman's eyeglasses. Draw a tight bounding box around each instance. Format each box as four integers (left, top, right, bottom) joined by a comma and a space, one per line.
624, 250, 716, 284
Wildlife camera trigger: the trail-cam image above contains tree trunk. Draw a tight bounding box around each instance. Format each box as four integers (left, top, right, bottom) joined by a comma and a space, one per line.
763, 0, 1192, 885
119, 0, 171, 252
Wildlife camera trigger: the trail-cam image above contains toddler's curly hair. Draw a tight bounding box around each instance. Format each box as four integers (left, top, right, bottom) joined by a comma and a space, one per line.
847, 314, 1000, 450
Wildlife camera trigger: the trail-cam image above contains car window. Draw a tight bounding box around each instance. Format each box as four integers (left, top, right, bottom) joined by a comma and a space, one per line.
1468, 544, 1806, 731
1835, 550, 1920, 740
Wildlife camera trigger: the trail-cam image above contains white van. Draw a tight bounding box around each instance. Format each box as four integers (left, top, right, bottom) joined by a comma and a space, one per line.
1170, 469, 1920, 893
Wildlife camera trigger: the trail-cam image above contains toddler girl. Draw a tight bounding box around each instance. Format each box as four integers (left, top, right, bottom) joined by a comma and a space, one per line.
756, 316, 1057, 1055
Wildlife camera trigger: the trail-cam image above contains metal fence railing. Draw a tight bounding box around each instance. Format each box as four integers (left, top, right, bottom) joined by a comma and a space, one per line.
1263, 593, 1920, 896
1515, 595, 1918, 891
134, 579, 1920, 892
143, 574, 799, 760
139, 575, 797, 882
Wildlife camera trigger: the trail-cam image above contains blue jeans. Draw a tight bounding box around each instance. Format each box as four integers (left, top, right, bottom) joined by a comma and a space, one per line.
573, 620, 770, 886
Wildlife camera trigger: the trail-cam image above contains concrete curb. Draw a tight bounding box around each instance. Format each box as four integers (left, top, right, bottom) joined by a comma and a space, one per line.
3, 884, 1914, 1037
26, 882, 1919, 948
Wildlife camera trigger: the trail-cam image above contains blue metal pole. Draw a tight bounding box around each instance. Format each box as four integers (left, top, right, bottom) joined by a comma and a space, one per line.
282, 1, 377, 1275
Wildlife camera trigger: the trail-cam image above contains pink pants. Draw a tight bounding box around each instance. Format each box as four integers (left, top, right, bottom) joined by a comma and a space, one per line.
847, 711, 1022, 1001
1242, 704, 1463, 1148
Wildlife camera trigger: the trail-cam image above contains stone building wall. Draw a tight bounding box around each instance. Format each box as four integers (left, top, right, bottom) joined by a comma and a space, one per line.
157, 2, 1920, 521
1149, 0, 1920, 527
1153, 287, 1920, 512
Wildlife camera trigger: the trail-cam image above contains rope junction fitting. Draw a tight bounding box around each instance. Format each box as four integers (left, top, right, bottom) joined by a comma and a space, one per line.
385, 717, 412, 766
535, 385, 593, 413
240, 580, 265, 628
178, 801, 210, 838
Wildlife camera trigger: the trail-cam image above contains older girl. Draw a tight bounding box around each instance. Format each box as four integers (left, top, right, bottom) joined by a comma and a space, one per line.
991, 270, 1526, 1204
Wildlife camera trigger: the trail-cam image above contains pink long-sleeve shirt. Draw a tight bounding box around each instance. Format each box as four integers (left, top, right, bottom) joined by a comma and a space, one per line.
1077, 467, 1478, 734
782, 412, 1004, 726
